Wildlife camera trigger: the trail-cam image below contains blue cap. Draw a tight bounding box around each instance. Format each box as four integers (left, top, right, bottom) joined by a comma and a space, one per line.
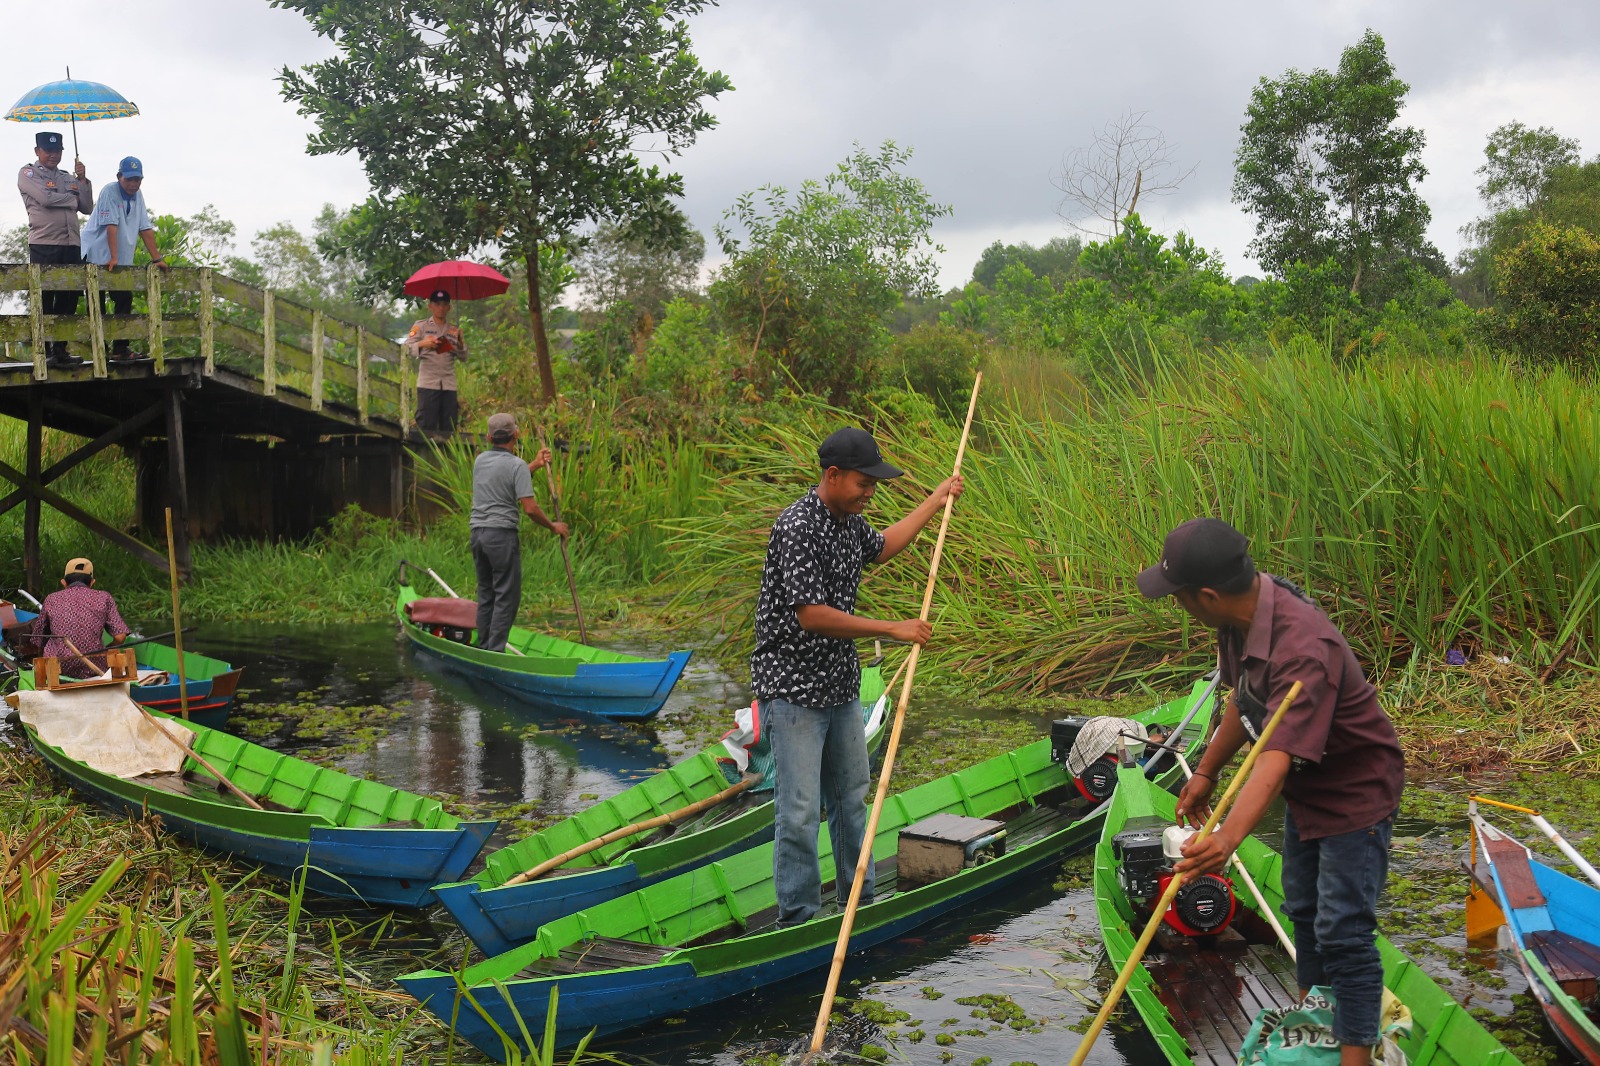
35, 131, 62, 151
118, 156, 143, 178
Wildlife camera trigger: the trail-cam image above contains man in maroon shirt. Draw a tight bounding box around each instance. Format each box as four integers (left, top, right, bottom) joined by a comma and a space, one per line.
1138, 518, 1404, 1066
31, 558, 130, 678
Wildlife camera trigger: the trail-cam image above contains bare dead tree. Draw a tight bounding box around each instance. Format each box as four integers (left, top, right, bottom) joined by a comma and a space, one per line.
1053, 110, 1197, 237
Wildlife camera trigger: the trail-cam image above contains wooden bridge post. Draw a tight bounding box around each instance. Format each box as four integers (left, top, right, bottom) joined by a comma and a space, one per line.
147, 264, 164, 371
27, 264, 45, 381
310, 309, 324, 411
357, 326, 369, 424
164, 386, 192, 580
22, 389, 42, 591
200, 268, 215, 374
85, 264, 106, 377
263, 290, 276, 395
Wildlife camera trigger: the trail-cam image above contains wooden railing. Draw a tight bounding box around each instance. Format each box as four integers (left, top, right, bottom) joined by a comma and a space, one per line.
0, 264, 413, 431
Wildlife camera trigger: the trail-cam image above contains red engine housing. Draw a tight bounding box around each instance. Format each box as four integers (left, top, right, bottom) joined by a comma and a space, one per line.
1156, 871, 1237, 937
1072, 753, 1120, 803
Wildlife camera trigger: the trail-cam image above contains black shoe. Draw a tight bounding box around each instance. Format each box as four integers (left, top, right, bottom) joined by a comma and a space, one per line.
46, 354, 86, 369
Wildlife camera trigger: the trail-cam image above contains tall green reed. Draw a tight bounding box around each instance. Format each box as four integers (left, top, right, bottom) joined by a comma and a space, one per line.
671, 341, 1600, 692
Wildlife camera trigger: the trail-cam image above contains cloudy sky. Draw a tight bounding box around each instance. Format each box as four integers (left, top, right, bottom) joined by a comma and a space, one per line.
7, 0, 1599, 289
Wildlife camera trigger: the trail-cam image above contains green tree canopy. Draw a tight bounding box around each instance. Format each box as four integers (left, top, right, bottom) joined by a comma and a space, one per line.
1478, 121, 1580, 212
970, 237, 1082, 290
273, 0, 732, 403
1488, 220, 1600, 365
1233, 29, 1437, 302
710, 141, 952, 402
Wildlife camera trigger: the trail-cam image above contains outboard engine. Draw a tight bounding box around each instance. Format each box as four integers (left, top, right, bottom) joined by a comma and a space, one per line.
1112, 817, 1236, 938
427, 624, 474, 645
1051, 716, 1132, 803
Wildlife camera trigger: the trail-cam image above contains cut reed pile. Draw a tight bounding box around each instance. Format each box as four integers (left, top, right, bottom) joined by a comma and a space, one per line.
672, 341, 1600, 693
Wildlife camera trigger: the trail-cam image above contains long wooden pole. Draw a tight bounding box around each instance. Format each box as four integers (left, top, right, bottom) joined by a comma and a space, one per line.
164, 508, 190, 718
133, 700, 265, 811
1065, 680, 1303, 1066
808, 372, 983, 1053
508, 774, 761, 885
538, 428, 588, 645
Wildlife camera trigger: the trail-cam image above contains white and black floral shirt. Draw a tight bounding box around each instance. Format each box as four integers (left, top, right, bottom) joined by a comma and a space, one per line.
751, 488, 886, 707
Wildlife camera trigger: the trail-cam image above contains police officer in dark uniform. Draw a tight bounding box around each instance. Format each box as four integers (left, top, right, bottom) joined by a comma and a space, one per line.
17, 131, 92, 367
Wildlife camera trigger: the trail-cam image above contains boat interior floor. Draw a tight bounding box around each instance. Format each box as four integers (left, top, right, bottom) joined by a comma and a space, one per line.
513, 800, 1085, 979
1528, 929, 1600, 1003
1143, 925, 1297, 1066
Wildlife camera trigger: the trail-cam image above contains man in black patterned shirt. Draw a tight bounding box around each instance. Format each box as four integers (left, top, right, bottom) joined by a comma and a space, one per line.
753, 427, 963, 926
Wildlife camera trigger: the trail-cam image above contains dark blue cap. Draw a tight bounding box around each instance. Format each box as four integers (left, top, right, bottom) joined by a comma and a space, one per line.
35, 131, 62, 151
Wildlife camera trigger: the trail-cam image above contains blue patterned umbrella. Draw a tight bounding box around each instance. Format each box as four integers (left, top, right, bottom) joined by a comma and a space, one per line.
5, 68, 139, 158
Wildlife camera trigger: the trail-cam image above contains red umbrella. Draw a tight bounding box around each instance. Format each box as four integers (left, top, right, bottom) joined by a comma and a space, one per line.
404, 260, 512, 301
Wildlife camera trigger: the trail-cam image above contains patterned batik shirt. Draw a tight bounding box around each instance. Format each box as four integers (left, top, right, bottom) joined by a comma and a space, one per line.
31, 585, 129, 679
751, 488, 886, 708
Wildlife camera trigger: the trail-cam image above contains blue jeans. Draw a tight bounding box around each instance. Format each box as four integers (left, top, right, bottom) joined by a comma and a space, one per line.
765, 697, 871, 927
1280, 808, 1394, 1048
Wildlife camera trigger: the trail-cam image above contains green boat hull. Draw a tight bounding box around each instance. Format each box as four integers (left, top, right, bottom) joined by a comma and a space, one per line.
399, 678, 1218, 1059
434, 666, 890, 956
26, 708, 495, 908
1091, 763, 1523, 1066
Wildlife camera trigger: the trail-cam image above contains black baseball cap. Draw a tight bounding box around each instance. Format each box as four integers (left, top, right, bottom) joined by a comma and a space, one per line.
817, 427, 903, 479
1137, 518, 1254, 598
429, 289, 451, 303
36, 132, 63, 151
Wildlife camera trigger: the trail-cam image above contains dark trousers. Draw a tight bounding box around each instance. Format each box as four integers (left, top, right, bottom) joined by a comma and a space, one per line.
28, 244, 83, 357
416, 387, 459, 433
1280, 808, 1394, 1048
470, 526, 521, 652
105, 289, 133, 355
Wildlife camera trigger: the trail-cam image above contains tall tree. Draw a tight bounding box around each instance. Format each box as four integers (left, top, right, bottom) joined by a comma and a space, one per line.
1233, 29, 1436, 299
1054, 110, 1194, 238
273, 0, 732, 404
711, 141, 950, 402
1477, 121, 1580, 212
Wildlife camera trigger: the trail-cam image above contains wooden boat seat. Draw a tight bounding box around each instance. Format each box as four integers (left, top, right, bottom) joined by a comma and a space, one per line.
514, 935, 677, 978
1481, 834, 1548, 909
405, 598, 479, 630
1528, 929, 1600, 1003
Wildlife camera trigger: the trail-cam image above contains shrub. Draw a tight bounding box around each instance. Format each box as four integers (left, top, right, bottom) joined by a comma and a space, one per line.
878, 323, 982, 415
1488, 220, 1600, 365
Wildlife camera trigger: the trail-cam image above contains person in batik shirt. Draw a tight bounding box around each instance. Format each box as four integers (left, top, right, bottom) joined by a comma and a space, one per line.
31, 557, 130, 678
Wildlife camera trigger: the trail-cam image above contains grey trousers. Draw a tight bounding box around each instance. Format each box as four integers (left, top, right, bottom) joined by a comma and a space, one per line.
470, 526, 521, 651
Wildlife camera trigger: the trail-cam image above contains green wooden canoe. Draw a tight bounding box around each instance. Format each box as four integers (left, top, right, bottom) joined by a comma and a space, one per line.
399, 677, 1218, 1059
25, 707, 495, 908
1091, 761, 1523, 1065
433, 665, 889, 956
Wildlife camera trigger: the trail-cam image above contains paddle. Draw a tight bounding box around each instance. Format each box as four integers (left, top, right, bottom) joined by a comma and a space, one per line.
1065, 679, 1303, 1066
165, 508, 190, 718
56, 629, 194, 658
538, 427, 588, 645
808, 372, 983, 1054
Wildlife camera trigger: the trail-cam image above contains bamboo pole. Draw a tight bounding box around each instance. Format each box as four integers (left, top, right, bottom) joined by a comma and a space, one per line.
507, 774, 762, 885
1065, 680, 1303, 1066
133, 701, 264, 811
538, 428, 587, 645
164, 508, 190, 718
808, 373, 982, 1053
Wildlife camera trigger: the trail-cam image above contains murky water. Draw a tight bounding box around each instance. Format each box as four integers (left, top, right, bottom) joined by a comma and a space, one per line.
141, 623, 1548, 1064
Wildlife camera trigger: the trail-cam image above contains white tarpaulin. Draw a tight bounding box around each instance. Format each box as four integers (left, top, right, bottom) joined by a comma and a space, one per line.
16, 683, 193, 779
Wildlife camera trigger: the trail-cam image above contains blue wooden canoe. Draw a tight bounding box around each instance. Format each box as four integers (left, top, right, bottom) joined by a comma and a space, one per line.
433, 665, 890, 956
4, 605, 242, 730
396, 584, 690, 720
23, 706, 495, 908
1469, 805, 1600, 1063
397, 677, 1217, 1058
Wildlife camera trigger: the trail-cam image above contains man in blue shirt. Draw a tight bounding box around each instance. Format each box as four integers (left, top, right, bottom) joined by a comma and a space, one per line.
80, 157, 169, 362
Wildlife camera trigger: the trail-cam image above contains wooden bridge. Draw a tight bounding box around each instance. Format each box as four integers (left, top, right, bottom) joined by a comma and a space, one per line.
0, 263, 423, 587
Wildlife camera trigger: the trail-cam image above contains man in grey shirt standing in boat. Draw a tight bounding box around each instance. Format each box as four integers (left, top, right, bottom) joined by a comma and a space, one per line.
470, 413, 568, 652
